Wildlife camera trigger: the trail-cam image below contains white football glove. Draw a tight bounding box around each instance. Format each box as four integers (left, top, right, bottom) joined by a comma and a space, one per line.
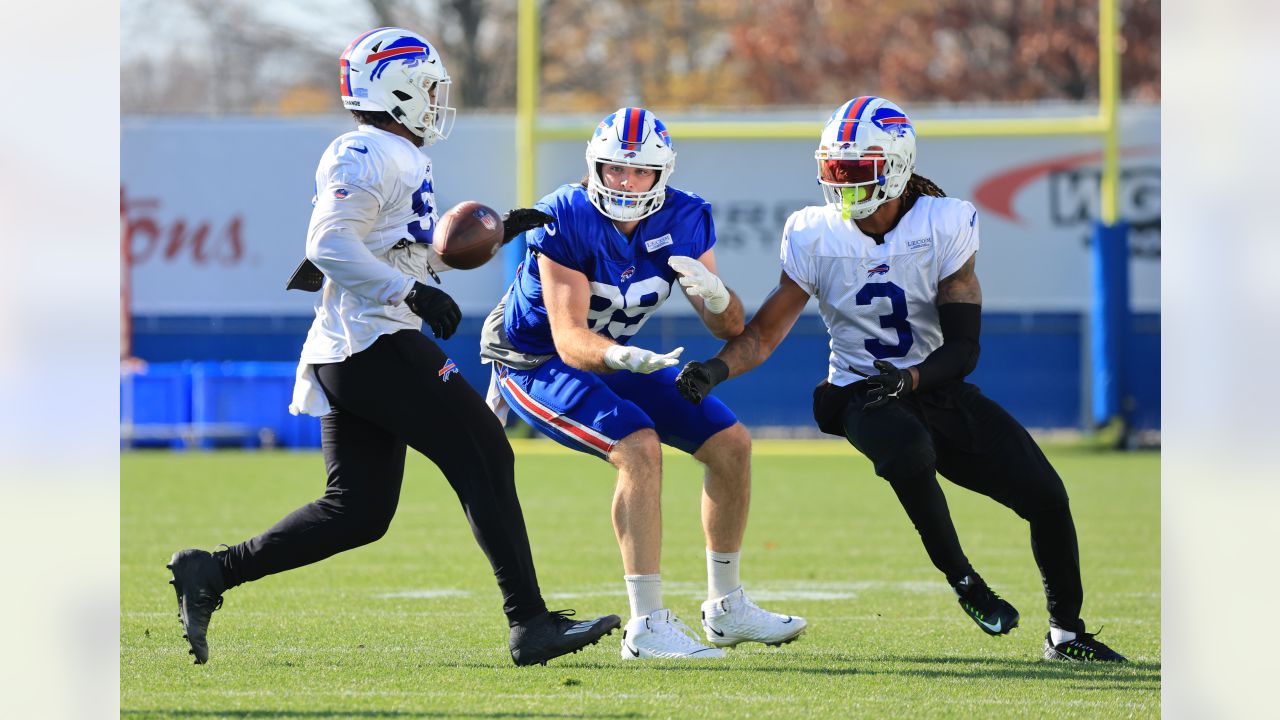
668, 256, 730, 314
603, 345, 684, 374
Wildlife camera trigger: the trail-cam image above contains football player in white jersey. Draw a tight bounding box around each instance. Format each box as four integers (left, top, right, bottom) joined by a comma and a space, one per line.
165, 27, 619, 667
676, 96, 1127, 662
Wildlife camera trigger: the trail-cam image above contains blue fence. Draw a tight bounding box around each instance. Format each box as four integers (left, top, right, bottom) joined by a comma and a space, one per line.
123, 312, 1160, 448
122, 360, 323, 449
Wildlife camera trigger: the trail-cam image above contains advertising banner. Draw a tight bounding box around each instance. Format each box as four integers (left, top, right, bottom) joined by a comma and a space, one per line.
123, 107, 1158, 315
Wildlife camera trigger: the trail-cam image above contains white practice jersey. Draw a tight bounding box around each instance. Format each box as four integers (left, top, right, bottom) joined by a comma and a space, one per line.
780, 196, 979, 386
290, 124, 450, 416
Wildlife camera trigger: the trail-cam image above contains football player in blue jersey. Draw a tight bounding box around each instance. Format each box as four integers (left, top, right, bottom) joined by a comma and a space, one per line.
165, 27, 620, 668
481, 108, 806, 659
675, 96, 1127, 662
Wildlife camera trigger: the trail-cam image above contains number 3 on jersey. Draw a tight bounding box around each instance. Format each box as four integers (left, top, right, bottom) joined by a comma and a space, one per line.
856, 282, 913, 359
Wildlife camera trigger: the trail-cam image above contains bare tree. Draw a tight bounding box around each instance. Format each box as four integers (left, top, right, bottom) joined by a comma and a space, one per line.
442, 0, 490, 108
120, 0, 1159, 115
366, 0, 400, 27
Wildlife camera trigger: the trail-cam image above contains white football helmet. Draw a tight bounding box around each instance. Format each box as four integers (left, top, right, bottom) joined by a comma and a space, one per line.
339, 27, 456, 145
585, 107, 677, 222
815, 96, 916, 220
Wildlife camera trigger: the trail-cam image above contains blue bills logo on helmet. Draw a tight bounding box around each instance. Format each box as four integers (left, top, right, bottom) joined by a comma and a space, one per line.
595, 113, 617, 138
366, 37, 430, 79
654, 119, 672, 148
871, 107, 914, 138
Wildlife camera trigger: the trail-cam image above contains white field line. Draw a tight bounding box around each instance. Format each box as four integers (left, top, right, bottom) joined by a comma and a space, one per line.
375, 588, 471, 599
367, 581, 1151, 602
123, 688, 1156, 709
122, 610, 492, 618
363, 580, 952, 603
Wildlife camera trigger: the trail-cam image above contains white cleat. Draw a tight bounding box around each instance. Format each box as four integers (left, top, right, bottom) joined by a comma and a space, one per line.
701, 587, 807, 648
620, 609, 726, 660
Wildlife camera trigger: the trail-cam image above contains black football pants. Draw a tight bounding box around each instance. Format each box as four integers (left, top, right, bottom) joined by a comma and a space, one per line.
217, 329, 547, 625
816, 379, 1084, 628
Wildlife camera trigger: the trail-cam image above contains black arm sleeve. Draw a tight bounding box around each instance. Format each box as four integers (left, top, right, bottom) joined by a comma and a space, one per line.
913, 303, 982, 391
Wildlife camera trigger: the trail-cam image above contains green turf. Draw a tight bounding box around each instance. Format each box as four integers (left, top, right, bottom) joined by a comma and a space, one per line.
122, 439, 1159, 718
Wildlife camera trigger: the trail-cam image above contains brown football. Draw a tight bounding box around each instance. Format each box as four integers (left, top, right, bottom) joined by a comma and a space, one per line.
433, 201, 505, 270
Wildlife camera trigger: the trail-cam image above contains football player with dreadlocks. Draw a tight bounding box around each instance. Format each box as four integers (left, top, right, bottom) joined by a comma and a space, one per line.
675, 96, 1127, 662
165, 27, 619, 667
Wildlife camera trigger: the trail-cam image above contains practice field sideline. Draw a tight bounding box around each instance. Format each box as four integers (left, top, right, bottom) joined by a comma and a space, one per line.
122, 439, 1159, 718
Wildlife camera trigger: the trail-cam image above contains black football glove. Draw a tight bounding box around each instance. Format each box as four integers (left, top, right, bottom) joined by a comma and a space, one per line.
675, 358, 730, 405
404, 281, 462, 340
501, 208, 557, 244
863, 359, 914, 410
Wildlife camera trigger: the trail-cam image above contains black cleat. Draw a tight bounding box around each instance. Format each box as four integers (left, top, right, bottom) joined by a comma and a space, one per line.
953, 574, 1019, 636
167, 549, 226, 664
1044, 624, 1127, 662
509, 609, 622, 666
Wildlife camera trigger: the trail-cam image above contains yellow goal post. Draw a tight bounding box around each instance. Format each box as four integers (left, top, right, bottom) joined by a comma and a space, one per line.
515, 0, 1123, 224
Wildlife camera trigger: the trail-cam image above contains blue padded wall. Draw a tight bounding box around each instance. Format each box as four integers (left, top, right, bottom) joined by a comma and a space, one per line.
127, 311, 1160, 446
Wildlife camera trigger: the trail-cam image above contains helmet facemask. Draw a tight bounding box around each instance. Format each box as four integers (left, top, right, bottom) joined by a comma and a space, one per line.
587, 159, 670, 222
387, 67, 455, 144
815, 148, 912, 220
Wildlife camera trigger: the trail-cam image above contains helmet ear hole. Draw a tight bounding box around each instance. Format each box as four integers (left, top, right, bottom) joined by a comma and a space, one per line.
392, 90, 412, 102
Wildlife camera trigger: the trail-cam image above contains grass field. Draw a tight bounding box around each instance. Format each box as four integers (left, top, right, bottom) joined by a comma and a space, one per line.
121, 439, 1159, 718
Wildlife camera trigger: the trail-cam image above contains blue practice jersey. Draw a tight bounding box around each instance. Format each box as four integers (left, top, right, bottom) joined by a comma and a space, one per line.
492, 183, 715, 360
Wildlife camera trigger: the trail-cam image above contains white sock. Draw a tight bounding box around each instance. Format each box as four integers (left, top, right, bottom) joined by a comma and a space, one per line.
624, 574, 663, 618
1050, 626, 1078, 645
707, 548, 741, 599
